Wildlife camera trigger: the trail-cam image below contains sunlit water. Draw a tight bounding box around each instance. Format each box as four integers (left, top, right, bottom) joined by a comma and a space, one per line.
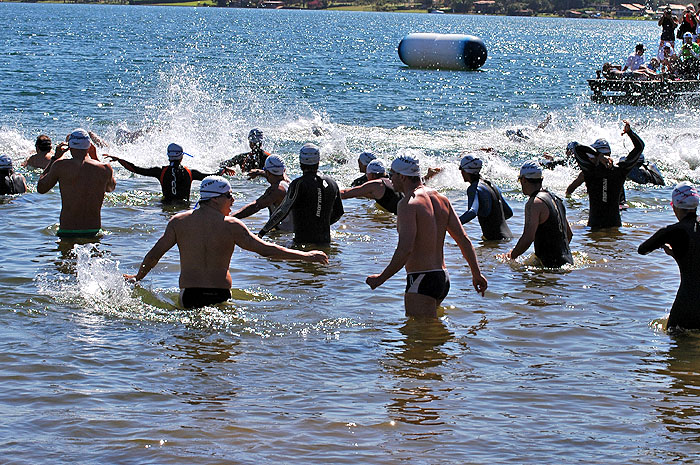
2, 4, 700, 463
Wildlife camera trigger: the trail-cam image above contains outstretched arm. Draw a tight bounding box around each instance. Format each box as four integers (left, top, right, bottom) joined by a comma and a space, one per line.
341, 180, 383, 200
233, 219, 328, 264
446, 203, 487, 296
124, 221, 177, 281
106, 156, 160, 177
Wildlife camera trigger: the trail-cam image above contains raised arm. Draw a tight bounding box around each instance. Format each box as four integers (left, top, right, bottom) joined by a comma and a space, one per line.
36, 143, 68, 193
446, 202, 487, 296
573, 142, 598, 172
125, 221, 177, 281
617, 121, 644, 171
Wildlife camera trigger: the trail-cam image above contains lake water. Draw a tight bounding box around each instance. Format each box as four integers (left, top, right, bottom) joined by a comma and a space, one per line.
2, 3, 700, 463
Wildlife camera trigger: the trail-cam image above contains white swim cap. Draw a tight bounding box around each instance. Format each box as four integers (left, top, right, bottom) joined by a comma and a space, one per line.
591, 138, 611, 155
299, 143, 320, 165
167, 143, 184, 161
391, 155, 420, 177
366, 159, 386, 175
672, 182, 699, 209
459, 154, 483, 174
519, 160, 543, 179
68, 128, 91, 150
199, 175, 232, 201
358, 151, 377, 166
264, 155, 285, 176
248, 128, 263, 145
0, 155, 12, 170
684, 32, 693, 39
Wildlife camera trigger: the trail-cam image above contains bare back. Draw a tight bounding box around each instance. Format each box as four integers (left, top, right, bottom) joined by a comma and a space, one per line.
39, 156, 115, 230
403, 186, 452, 273
170, 208, 240, 289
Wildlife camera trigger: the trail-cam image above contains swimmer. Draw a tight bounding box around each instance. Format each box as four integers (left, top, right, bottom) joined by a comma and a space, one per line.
37, 129, 116, 238
350, 151, 377, 187
23, 135, 54, 170
366, 155, 487, 319
0, 155, 27, 195
505, 114, 552, 142
125, 176, 328, 309
638, 182, 700, 330
259, 143, 344, 244
570, 120, 644, 229
458, 154, 513, 241
340, 159, 404, 214
233, 155, 293, 231
108, 143, 233, 203
220, 128, 270, 173
500, 161, 573, 268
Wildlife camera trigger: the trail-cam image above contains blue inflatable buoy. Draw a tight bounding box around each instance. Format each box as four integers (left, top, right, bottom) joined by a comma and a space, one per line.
398, 33, 487, 71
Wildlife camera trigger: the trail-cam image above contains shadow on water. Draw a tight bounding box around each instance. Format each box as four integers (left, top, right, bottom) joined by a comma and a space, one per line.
654, 332, 700, 456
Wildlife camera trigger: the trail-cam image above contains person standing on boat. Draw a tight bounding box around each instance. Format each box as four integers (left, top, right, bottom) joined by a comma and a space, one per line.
658, 7, 678, 59
638, 182, 700, 330
678, 32, 700, 78
570, 120, 644, 230
677, 4, 698, 40
457, 154, 514, 241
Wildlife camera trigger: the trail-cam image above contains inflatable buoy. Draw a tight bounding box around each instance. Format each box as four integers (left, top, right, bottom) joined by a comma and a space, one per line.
397, 33, 487, 71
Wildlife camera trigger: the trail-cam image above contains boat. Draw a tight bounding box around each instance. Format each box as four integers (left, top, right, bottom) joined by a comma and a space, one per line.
587, 74, 700, 104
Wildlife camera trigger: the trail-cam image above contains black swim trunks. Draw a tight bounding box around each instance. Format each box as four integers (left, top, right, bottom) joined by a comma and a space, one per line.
180, 288, 232, 309
405, 269, 450, 302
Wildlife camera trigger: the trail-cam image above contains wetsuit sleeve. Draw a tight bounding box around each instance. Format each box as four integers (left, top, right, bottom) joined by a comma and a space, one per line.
117, 158, 161, 178
617, 130, 645, 174
259, 179, 298, 237
190, 169, 219, 181
459, 184, 479, 224
573, 143, 598, 173
639, 223, 689, 256
330, 187, 344, 225
541, 158, 567, 170
220, 153, 246, 169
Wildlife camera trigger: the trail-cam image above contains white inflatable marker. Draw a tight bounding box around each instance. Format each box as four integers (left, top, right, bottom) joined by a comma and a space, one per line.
398, 33, 487, 71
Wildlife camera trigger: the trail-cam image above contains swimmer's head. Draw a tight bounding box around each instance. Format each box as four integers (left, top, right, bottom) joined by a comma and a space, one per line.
299, 143, 320, 166
459, 154, 483, 175
167, 143, 184, 161
635, 44, 645, 54
358, 151, 377, 169
68, 128, 91, 150
263, 155, 286, 176
684, 32, 693, 43
199, 175, 232, 201
591, 139, 611, 155
366, 159, 386, 177
566, 141, 577, 157
519, 160, 543, 180
248, 128, 263, 147
390, 155, 420, 178
0, 155, 13, 171
35, 135, 52, 152
672, 182, 699, 210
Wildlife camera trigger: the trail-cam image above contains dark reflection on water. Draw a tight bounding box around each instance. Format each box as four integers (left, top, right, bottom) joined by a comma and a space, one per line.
655, 333, 700, 442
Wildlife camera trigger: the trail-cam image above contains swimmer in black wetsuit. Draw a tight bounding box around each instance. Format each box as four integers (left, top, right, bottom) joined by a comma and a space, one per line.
571, 120, 644, 229
341, 159, 404, 214
108, 143, 231, 203
638, 182, 700, 330
259, 143, 344, 244
350, 151, 377, 187
220, 128, 270, 173
501, 161, 573, 268
458, 154, 513, 241
0, 155, 27, 195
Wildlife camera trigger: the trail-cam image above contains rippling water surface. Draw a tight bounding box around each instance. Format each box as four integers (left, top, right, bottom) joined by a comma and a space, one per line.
2, 4, 700, 463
